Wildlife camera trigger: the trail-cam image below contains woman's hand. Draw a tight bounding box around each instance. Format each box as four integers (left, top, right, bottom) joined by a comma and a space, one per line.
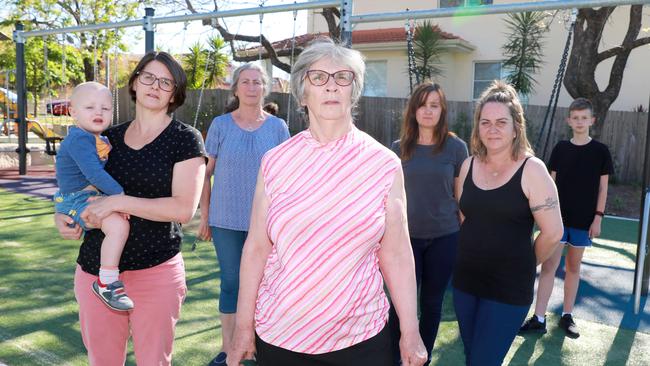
197, 216, 212, 241
399, 331, 428, 366
226, 327, 256, 366
54, 213, 82, 240
81, 195, 122, 228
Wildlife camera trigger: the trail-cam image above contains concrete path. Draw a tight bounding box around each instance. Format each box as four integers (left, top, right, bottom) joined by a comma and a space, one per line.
542, 255, 650, 333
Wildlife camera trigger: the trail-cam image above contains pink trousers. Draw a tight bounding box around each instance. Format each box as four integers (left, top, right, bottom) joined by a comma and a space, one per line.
74, 253, 187, 366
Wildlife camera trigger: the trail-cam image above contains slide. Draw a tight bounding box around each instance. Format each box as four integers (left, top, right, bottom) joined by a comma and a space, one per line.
29, 120, 65, 140
28, 119, 65, 155
0, 87, 18, 119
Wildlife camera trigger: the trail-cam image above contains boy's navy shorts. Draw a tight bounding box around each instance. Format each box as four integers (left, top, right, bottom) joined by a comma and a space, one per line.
561, 226, 592, 247
53, 190, 104, 230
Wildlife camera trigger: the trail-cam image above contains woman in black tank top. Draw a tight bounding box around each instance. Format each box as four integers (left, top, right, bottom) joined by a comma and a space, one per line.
451, 81, 563, 366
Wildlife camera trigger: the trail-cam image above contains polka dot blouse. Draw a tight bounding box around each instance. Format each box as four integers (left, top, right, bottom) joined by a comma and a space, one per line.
76, 120, 207, 275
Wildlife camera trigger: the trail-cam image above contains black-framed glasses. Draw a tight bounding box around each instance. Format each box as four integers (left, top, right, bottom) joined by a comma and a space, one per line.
305, 70, 355, 87
137, 71, 176, 92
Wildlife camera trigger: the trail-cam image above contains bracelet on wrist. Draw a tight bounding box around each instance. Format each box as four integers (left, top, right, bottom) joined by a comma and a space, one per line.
595, 210, 605, 217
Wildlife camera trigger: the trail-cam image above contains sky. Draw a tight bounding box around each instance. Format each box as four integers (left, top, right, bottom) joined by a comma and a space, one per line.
128, 0, 310, 78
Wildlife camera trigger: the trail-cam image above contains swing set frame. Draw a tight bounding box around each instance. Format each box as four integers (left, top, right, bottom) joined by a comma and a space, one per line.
9, 0, 650, 311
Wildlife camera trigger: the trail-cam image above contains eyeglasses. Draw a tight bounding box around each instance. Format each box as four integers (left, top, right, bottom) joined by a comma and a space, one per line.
305, 70, 355, 87
137, 71, 176, 92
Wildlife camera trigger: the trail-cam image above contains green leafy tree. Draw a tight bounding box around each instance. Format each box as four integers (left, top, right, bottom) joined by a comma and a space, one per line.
502, 12, 547, 97
0, 36, 84, 115
0, 0, 140, 81
412, 20, 446, 82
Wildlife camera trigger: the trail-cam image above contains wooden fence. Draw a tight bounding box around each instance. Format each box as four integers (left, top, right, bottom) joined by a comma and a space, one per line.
117, 88, 648, 185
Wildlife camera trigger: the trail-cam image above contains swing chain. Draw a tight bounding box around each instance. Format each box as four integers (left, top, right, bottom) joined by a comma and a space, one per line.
113, 29, 120, 125
193, 20, 217, 128
405, 16, 418, 95
258, 1, 265, 62
287, 4, 298, 126
537, 9, 578, 157
43, 36, 54, 122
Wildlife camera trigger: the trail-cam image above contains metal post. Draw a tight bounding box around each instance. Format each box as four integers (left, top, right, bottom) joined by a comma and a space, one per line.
144, 7, 155, 53
634, 190, 649, 313
340, 0, 352, 47
634, 93, 650, 299
13, 23, 28, 175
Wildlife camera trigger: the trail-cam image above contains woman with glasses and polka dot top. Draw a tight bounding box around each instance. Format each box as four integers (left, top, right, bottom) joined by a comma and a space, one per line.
54, 51, 206, 366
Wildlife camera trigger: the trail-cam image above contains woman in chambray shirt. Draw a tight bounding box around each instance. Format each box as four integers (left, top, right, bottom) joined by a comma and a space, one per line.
198, 63, 289, 366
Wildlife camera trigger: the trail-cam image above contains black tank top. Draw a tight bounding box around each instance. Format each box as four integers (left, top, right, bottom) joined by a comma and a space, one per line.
452, 157, 536, 306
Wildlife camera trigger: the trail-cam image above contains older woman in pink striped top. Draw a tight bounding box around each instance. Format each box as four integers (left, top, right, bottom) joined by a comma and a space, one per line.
228, 38, 427, 366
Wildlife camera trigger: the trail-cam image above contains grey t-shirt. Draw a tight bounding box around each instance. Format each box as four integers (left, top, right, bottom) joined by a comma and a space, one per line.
391, 135, 468, 239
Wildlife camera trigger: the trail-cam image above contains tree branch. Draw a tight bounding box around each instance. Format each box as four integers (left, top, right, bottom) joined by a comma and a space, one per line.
596, 5, 648, 62
183, 0, 197, 14
56, 1, 81, 25
321, 7, 341, 41
603, 5, 645, 100
183, 0, 340, 73
596, 36, 650, 62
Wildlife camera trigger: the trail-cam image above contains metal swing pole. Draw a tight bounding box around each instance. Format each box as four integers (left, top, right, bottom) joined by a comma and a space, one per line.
144, 7, 155, 53
340, 0, 352, 47
633, 92, 650, 313
13, 23, 28, 175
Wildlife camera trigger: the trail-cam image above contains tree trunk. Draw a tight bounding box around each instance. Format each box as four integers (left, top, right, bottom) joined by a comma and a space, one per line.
83, 56, 94, 82
32, 94, 38, 117
563, 5, 649, 139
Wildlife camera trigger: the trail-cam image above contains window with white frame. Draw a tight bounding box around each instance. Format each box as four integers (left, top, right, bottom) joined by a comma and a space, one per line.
440, 0, 493, 8
473, 61, 505, 99
364, 61, 388, 97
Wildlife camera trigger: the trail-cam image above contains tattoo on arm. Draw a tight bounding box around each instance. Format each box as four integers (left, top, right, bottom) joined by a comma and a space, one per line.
530, 197, 558, 213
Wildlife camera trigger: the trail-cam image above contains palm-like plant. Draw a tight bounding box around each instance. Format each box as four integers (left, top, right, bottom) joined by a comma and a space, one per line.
205, 35, 229, 89
184, 42, 206, 89
183, 36, 230, 90
412, 20, 445, 82
502, 11, 547, 97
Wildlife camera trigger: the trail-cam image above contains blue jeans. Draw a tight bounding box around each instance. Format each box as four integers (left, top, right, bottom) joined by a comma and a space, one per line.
453, 288, 529, 366
389, 231, 459, 366
211, 227, 247, 314
53, 190, 103, 230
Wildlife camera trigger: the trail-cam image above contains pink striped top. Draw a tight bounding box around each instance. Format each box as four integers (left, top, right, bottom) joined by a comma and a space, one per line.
255, 126, 400, 354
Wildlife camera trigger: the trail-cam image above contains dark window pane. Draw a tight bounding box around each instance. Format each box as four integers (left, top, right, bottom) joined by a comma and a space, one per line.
474, 62, 501, 81
473, 81, 493, 99
440, 0, 463, 8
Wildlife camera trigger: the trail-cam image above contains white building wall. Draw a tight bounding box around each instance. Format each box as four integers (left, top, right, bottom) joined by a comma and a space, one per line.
309, 0, 650, 110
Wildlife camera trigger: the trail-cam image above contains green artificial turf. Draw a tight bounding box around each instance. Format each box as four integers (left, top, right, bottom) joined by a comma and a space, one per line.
0, 188, 648, 365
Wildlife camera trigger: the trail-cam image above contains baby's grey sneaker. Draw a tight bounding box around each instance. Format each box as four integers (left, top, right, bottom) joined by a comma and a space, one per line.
92, 280, 134, 311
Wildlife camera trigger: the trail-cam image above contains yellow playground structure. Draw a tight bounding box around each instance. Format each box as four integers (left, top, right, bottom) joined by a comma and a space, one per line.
1, 87, 65, 155
0, 86, 18, 119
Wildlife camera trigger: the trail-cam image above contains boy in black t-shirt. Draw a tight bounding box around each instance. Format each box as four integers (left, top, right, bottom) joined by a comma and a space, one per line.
520, 98, 613, 339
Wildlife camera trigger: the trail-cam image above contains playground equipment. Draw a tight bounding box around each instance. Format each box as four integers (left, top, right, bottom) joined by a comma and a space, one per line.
0, 87, 18, 119
28, 120, 64, 155
2, 118, 65, 155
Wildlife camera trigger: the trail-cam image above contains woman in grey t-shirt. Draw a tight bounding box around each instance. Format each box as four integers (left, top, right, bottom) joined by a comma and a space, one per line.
389, 82, 468, 366
197, 63, 290, 366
